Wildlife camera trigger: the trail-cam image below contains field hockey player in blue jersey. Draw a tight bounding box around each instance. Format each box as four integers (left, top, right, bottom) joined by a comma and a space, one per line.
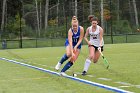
55, 16, 84, 76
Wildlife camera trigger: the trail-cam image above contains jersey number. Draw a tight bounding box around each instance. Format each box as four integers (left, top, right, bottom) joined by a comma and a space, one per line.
73, 38, 78, 42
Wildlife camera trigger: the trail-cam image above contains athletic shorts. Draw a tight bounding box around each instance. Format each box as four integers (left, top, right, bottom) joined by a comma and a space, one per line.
65, 39, 81, 49
88, 45, 103, 52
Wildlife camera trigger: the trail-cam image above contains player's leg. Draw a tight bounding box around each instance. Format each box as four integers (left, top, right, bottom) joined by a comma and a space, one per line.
70, 49, 80, 62
93, 46, 103, 63
55, 41, 71, 70
82, 46, 95, 75
93, 50, 100, 63
60, 49, 80, 73
59, 46, 71, 64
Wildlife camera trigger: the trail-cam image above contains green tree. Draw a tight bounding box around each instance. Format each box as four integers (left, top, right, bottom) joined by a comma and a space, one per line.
113, 20, 132, 34
6, 14, 25, 39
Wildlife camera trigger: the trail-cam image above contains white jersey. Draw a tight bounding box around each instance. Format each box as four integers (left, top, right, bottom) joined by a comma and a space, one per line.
89, 25, 104, 47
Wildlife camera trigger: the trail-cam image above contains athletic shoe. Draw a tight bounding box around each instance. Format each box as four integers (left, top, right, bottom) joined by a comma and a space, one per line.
82, 71, 87, 76
60, 72, 68, 77
55, 62, 61, 70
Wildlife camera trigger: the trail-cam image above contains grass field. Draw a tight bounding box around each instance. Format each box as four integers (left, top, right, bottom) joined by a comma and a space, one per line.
0, 43, 140, 93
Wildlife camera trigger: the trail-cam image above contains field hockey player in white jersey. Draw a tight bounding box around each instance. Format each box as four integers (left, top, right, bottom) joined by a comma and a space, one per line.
82, 15, 104, 75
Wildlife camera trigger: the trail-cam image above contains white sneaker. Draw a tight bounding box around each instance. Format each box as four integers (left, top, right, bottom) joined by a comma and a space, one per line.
55, 62, 61, 70
60, 72, 68, 76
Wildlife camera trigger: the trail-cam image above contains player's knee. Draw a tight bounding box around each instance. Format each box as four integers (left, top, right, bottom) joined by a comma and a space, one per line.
70, 56, 77, 62
89, 55, 94, 60
66, 52, 72, 57
70, 59, 75, 63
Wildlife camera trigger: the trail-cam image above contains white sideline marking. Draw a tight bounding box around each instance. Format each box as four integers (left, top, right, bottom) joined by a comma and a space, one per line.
87, 75, 95, 77
119, 86, 131, 88
98, 78, 112, 81
115, 82, 132, 86
135, 85, 140, 88
10, 58, 140, 90
12, 58, 55, 69
0, 77, 48, 82
0, 57, 134, 93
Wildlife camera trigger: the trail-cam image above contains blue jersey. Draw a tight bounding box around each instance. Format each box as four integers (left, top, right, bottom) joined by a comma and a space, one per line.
65, 26, 82, 49
72, 26, 80, 45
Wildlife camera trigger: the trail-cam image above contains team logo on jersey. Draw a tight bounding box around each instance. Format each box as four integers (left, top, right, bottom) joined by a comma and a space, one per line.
93, 34, 97, 39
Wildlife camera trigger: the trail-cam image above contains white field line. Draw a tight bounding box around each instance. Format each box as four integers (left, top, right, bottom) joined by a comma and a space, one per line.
0, 77, 49, 82
119, 86, 131, 88
12, 57, 61, 60
0, 57, 134, 93
10, 58, 140, 90
115, 82, 132, 86
9, 58, 139, 90
98, 78, 112, 81
135, 85, 140, 88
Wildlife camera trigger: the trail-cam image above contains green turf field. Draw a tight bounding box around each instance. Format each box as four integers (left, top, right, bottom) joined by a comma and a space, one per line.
0, 43, 140, 93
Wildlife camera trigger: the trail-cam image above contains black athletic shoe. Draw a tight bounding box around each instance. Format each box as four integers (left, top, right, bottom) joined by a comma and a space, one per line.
82, 71, 87, 76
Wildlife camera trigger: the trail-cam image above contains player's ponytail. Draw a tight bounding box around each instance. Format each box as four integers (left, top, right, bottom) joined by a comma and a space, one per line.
88, 15, 94, 22
88, 15, 98, 22
71, 16, 78, 25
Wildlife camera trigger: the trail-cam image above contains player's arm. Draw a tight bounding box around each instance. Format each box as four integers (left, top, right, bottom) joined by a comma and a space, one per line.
74, 26, 84, 50
99, 27, 104, 47
68, 29, 73, 54
84, 27, 90, 45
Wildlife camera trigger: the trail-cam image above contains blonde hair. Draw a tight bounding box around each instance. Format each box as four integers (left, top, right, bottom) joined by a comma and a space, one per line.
71, 16, 78, 25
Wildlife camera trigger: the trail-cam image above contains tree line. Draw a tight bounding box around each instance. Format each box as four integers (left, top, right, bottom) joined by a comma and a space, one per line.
0, 0, 139, 40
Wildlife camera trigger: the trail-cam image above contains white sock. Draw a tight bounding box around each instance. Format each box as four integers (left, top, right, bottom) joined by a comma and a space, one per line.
83, 59, 91, 72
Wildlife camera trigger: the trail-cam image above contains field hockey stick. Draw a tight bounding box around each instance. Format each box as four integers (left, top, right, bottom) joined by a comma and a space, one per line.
98, 49, 109, 69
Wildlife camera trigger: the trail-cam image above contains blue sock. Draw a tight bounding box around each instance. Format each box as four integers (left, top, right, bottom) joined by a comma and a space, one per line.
61, 61, 73, 72
59, 54, 69, 64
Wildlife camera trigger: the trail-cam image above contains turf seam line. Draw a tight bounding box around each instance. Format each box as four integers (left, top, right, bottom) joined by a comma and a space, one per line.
0, 57, 134, 93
